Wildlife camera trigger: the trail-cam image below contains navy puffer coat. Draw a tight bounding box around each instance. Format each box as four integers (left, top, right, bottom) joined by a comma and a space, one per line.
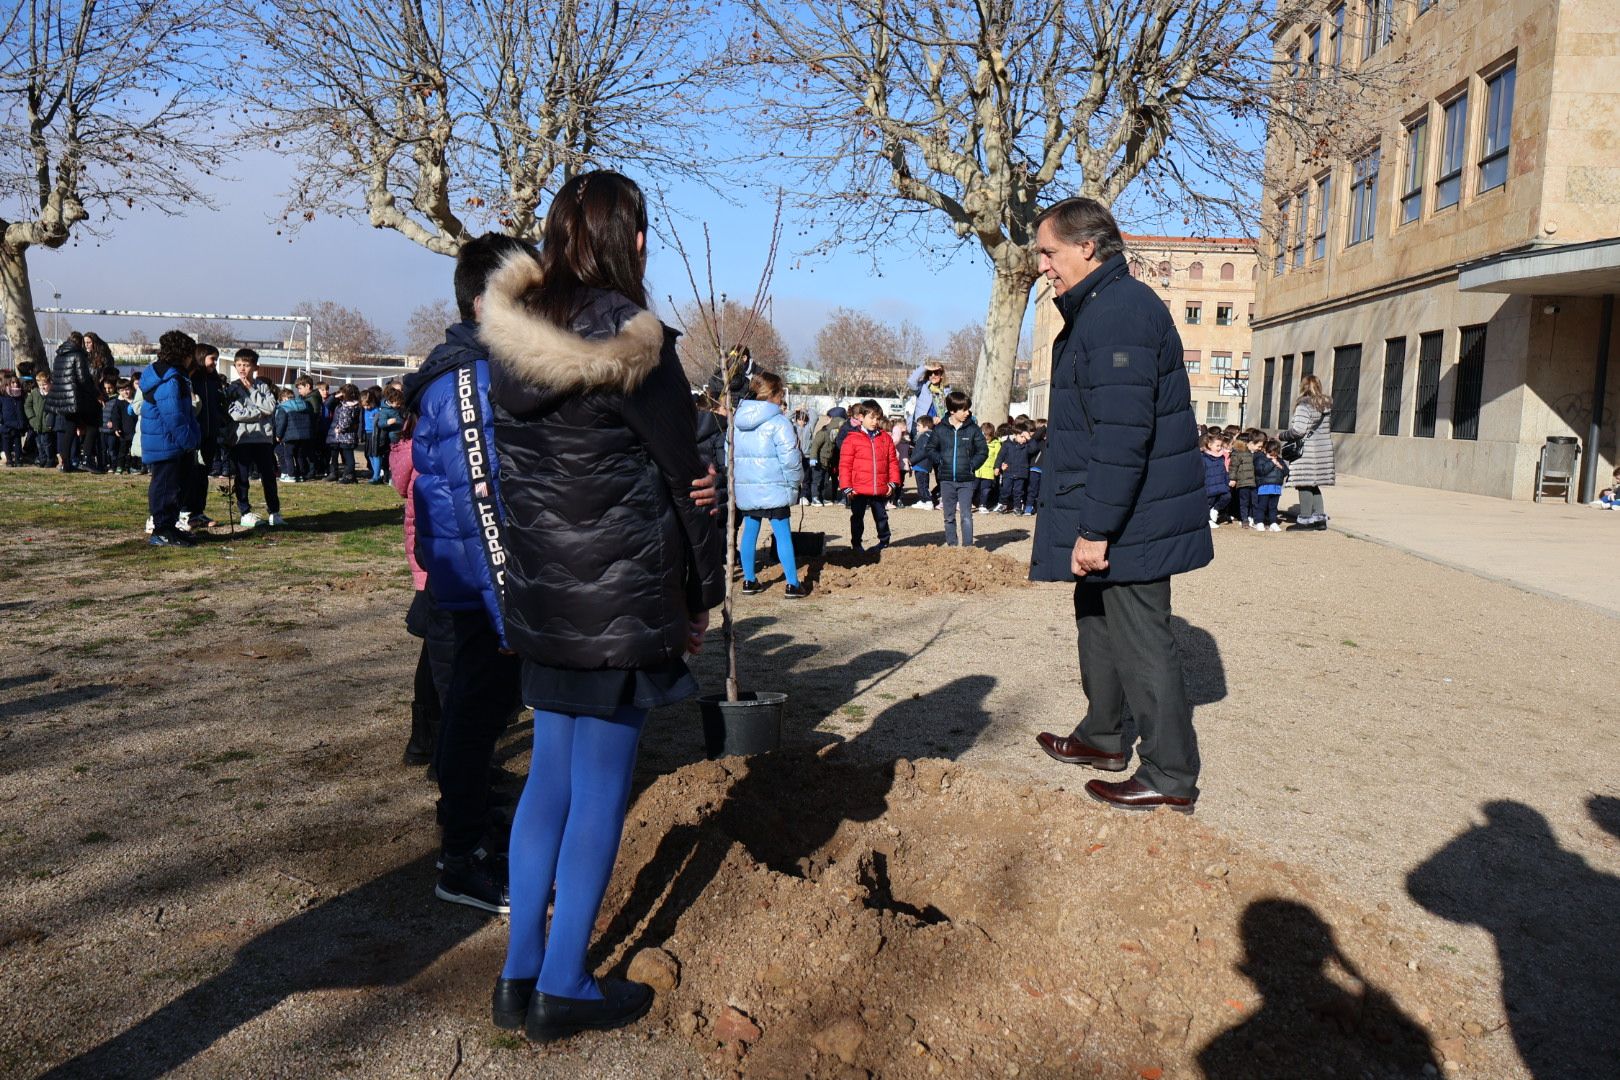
1030, 254, 1213, 585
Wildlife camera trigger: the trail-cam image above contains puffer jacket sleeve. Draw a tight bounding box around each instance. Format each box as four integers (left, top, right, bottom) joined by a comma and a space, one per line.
968, 425, 989, 474
391, 434, 427, 591
622, 331, 726, 614
1073, 328, 1163, 538
770, 413, 803, 492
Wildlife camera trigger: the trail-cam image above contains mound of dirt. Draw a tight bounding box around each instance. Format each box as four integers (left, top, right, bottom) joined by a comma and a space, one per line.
751, 545, 1031, 597
595, 751, 1492, 1078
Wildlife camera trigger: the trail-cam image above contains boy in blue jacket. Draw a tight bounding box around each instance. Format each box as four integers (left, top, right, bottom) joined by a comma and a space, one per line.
140, 331, 203, 547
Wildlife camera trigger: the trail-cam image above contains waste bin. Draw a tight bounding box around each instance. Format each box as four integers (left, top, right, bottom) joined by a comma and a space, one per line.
1535, 436, 1579, 503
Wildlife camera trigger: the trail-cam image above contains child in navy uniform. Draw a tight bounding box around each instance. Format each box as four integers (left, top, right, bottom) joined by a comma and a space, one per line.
909, 415, 936, 509
996, 420, 1035, 513
1254, 438, 1288, 532
0, 376, 27, 466
1200, 431, 1232, 528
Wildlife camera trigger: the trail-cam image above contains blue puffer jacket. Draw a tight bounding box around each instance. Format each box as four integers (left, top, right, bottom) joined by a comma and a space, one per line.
276, 394, 317, 442
1201, 451, 1230, 495
1030, 253, 1213, 585
138, 361, 201, 464
401, 321, 508, 641
732, 398, 802, 512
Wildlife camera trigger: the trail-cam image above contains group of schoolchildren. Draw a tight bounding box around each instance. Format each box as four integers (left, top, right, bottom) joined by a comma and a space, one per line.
1198, 423, 1292, 532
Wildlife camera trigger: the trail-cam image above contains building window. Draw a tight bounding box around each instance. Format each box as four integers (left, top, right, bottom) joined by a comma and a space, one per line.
1313, 172, 1332, 261
1479, 65, 1516, 193
1292, 187, 1309, 267
1185, 349, 1202, 374
1248, 303, 1256, 323
1379, 338, 1405, 435
1212, 352, 1234, 374
1418, 0, 1434, 12
1216, 303, 1235, 326
1330, 345, 1361, 432
1240, 352, 1251, 372
1414, 331, 1443, 437
1401, 117, 1427, 224
1330, 4, 1345, 68
1307, 26, 1321, 77
1453, 324, 1486, 440
1185, 302, 1202, 325
1280, 354, 1296, 415
1436, 93, 1468, 209
1261, 358, 1277, 427
1220, 261, 1235, 281
1348, 147, 1379, 245
1189, 261, 1204, 281
1206, 401, 1228, 423
1157, 260, 1171, 279
1302, 350, 1316, 378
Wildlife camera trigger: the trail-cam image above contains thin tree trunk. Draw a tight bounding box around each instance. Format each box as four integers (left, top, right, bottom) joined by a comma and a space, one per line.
722, 385, 740, 702
971, 267, 1037, 425
0, 243, 46, 370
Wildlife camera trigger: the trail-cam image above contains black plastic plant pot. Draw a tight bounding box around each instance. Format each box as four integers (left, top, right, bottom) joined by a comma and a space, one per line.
699, 691, 787, 759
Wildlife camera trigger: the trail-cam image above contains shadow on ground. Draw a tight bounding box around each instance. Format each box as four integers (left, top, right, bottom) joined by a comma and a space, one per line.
1406, 797, 1620, 1078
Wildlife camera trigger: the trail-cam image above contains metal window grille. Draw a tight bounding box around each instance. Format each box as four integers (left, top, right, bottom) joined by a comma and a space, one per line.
1452, 324, 1486, 440
1414, 331, 1442, 437
1330, 345, 1361, 432
1280, 355, 1296, 422
1302, 350, 1315, 377
1379, 338, 1405, 435
1261, 358, 1277, 427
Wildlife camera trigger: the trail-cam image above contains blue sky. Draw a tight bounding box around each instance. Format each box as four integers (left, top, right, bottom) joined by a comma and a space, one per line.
28, 147, 1014, 362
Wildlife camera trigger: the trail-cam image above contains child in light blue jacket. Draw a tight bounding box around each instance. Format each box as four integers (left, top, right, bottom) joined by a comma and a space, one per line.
731, 372, 807, 599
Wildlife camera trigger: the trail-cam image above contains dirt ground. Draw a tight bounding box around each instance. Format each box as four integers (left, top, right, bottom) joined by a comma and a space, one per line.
1, 480, 1616, 1079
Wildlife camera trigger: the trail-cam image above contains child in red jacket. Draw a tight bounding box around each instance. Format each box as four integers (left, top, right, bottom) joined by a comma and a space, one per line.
839, 401, 901, 555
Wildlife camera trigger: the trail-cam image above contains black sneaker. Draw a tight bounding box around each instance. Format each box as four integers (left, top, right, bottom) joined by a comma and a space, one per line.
526, 977, 654, 1042
436, 850, 510, 913
149, 529, 196, 548
784, 583, 810, 599
493, 976, 538, 1030
740, 579, 764, 596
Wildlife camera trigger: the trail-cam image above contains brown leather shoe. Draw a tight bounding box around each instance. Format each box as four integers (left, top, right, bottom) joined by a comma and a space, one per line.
1084, 777, 1196, 813
1035, 732, 1128, 771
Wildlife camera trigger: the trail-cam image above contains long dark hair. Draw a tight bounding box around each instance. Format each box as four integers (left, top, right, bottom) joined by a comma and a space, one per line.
530, 171, 649, 327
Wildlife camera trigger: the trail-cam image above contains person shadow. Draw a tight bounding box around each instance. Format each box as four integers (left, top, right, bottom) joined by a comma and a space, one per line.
1197, 899, 1440, 1079
1405, 798, 1620, 1078
39, 853, 490, 1079
592, 672, 997, 969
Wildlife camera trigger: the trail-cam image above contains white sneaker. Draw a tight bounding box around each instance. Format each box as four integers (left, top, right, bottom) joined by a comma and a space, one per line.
266, 512, 286, 526
1267, 523, 1282, 532
240, 512, 262, 528
1210, 520, 1220, 529
279, 473, 296, 482
798, 497, 810, 506
176, 512, 192, 533
1208, 507, 1219, 524
144, 516, 154, 535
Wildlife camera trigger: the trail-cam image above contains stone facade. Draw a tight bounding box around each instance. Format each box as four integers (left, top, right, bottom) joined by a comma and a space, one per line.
1028, 235, 1261, 425
1252, 0, 1620, 500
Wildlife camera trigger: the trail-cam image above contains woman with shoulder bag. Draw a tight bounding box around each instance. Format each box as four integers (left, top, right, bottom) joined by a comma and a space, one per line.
478, 170, 725, 1042
1285, 374, 1335, 531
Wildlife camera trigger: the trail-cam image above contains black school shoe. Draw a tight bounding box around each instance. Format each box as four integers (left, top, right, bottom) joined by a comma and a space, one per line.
525, 977, 654, 1042
740, 579, 765, 595
492, 976, 538, 1030
435, 849, 510, 913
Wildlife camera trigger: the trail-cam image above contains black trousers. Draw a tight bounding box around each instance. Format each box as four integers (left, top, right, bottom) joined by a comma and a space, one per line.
147, 456, 190, 533
232, 443, 281, 515
55, 428, 81, 468
848, 494, 891, 549
435, 609, 521, 857
1003, 475, 1029, 510
1071, 578, 1200, 799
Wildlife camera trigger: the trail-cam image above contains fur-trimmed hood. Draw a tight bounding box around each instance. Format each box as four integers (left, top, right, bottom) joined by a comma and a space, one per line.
477, 253, 665, 396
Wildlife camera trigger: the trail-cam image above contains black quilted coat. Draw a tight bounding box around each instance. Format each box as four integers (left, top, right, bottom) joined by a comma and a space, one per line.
480, 258, 725, 671
46, 340, 101, 425
1030, 253, 1213, 585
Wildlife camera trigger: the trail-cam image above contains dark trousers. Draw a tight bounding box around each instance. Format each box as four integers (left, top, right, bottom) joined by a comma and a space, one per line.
436, 609, 522, 857
974, 477, 997, 508
911, 467, 932, 505
1071, 579, 1200, 799
232, 443, 281, 515
1028, 469, 1042, 506
289, 440, 317, 479
56, 428, 81, 469
34, 430, 56, 466
328, 444, 355, 480
1206, 491, 1228, 519
808, 463, 825, 502
183, 452, 211, 517
275, 441, 294, 477
99, 431, 119, 469
939, 479, 975, 545
1236, 487, 1256, 522
147, 456, 189, 533
2, 429, 23, 464
1257, 493, 1280, 526
1003, 475, 1029, 511
847, 494, 891, 550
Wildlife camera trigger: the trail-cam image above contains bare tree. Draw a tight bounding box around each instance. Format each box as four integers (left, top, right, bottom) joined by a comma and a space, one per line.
291, 300, 394, 364
934, 322, 984, 392
672, 298, 791, 386
0, 0, 223, 367
237, 0, 730, 257
405, 299, 457, 357
178, 319, 238, 349
745, 0, 1404, 421
814, 307, 902, 400
892, 318, 930, 370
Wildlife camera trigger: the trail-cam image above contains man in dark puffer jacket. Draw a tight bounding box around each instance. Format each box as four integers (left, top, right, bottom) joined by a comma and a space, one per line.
46, 333, 99, 472
1028, 197, 1213, 814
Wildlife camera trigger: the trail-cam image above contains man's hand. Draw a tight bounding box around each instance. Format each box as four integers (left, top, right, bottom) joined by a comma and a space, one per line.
1071, 536, 1110, 577
691, 465, 718, 513
685, 609, 711, 655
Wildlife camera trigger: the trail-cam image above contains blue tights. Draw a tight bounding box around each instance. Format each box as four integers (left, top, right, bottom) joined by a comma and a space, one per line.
739, 516, 799, 587
501, 705, 647, 999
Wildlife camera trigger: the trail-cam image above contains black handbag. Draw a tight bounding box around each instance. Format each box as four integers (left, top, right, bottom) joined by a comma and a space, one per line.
1280, 409, 1324, 462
